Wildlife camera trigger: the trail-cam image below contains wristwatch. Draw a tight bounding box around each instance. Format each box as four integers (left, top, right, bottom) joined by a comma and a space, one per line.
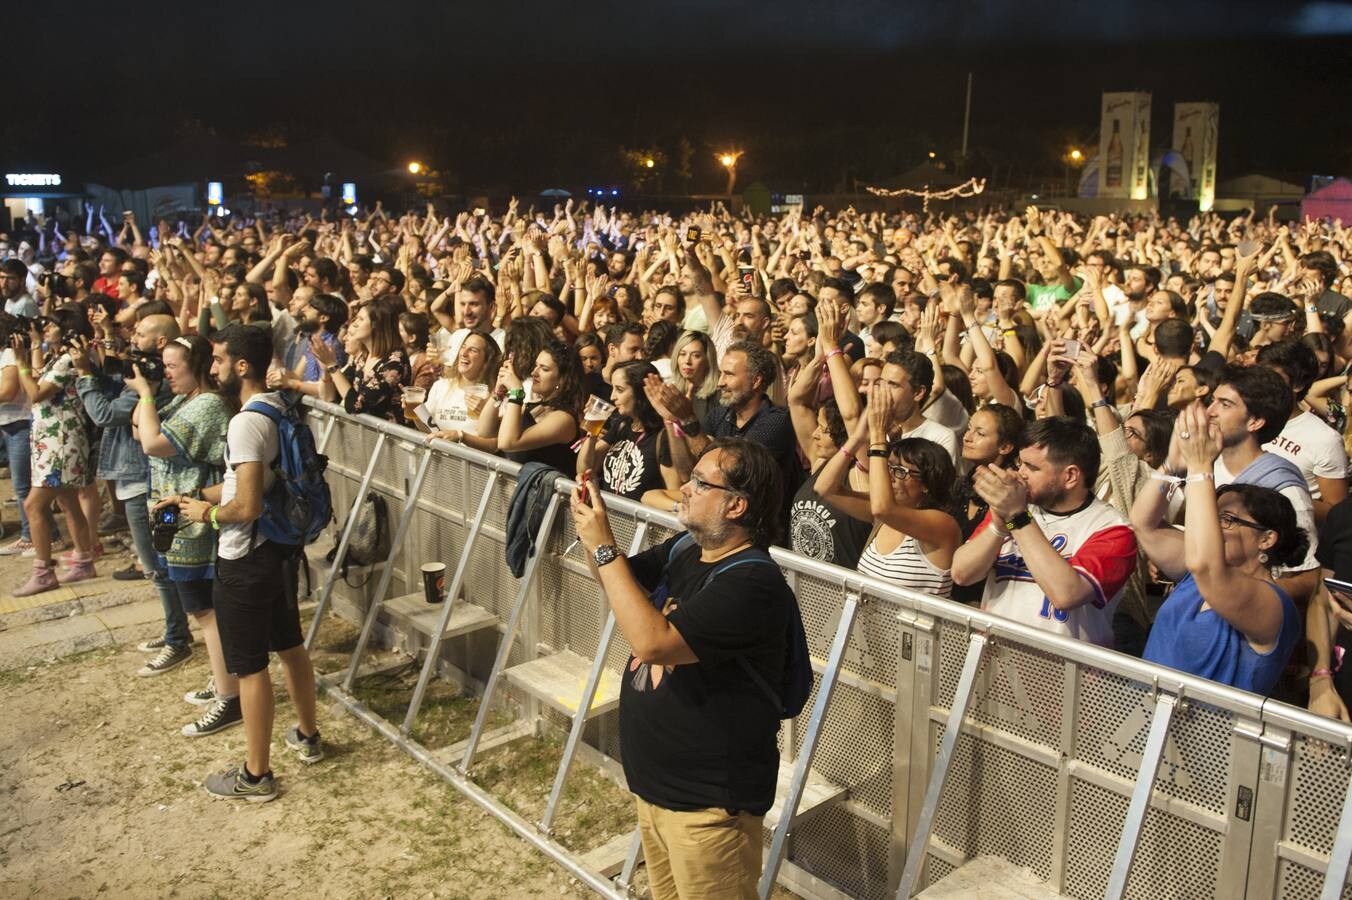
1004, 510, 1033, 532
592, 544, 621, 568
1090, 399, 1113, 410
679, 418, 702, 437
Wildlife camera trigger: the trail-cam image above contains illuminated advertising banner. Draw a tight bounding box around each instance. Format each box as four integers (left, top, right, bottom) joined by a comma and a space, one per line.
1099, 91, 1152, 200
1172, 102, 1220, 211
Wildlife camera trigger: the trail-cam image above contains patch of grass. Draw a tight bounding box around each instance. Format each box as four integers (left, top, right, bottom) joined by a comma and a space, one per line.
472, 733, 634, 853
349, 664, 511, 749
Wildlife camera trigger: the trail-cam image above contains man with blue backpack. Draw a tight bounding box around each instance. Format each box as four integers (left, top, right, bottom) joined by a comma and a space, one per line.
160, 324, 327, 802
571, 437, 808, 900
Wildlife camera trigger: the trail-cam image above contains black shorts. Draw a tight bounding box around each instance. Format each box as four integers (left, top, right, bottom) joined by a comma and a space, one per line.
213, 541, 303, 677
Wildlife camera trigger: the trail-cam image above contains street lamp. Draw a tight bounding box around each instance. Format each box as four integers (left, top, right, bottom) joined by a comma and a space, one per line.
716, 150, 743, 197
1069, 148, 1083, 162
407, 161, 423, 175
644, 157, 655, 169
927, 151, 937, 160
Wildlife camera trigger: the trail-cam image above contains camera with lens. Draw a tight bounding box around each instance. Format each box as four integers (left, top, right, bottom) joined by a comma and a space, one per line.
104, 349, 166, 382
0, 311, 25, 345
38, 271, 73, 299
152, 505, 181, 553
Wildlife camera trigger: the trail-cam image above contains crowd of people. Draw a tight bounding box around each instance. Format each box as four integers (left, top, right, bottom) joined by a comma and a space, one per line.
5, 196, 1352, 828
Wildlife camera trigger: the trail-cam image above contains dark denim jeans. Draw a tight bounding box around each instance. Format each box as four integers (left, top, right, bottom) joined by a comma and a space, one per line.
132, 493, 191, 649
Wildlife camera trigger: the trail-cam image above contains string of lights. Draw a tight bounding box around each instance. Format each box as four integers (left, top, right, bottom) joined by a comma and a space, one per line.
865, 177, 987, 211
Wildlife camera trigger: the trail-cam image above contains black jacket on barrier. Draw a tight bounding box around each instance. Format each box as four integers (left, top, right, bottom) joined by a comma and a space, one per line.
505, 462, 563, 578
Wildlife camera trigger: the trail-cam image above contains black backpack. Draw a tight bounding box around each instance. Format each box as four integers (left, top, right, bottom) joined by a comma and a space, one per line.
653, 534, 812, 719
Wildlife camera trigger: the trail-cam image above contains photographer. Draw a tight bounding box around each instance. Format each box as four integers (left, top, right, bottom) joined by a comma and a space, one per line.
74, 315, 178, 665
11, 308, 99, 596
131, 334, 242, 736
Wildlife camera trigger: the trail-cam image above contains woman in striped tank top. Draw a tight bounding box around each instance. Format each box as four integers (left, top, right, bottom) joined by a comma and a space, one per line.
814, 387, 962, 598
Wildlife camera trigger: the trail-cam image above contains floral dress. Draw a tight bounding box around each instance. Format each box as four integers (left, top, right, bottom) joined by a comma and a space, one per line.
30, 353, 91, 488
340, 349, 413, 424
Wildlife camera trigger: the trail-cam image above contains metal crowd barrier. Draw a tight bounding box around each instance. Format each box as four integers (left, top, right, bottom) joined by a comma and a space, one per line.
297, 398, 1352, 900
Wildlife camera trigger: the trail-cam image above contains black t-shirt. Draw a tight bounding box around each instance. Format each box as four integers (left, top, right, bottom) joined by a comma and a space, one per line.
620, 534, 792, 815
790, 466, 871, 569
599, 418, 666, 501
503, 404, 578, 474
703, 397, 804, 540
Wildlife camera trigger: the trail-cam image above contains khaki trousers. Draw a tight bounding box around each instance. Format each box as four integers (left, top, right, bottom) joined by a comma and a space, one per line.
634, 796, 762, 900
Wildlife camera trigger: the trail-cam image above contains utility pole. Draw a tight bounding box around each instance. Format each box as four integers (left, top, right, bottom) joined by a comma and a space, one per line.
960, 72, 973, 161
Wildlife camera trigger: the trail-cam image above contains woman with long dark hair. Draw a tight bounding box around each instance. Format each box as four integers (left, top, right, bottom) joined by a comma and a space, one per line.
312, 301, 412, 424
479, 340, 582, 474
579, 360, 681, 503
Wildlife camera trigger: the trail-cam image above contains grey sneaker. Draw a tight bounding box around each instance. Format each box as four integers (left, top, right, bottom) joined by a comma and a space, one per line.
181, 696, 242, 737
284, 726, 325, 765
137, 636, 168, 652
184, 677, 216, 705
204, 764, 276, 803
137, 644, 191, 677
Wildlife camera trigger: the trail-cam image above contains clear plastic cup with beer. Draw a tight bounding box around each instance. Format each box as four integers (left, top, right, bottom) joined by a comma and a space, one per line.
582, 394, 616, 438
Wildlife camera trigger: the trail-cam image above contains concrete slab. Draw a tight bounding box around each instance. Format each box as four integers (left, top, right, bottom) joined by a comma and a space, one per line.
0, 597, 164, 668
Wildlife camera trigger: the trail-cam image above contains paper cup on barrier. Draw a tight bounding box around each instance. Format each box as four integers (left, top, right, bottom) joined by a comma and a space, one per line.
420, 562, 446, 604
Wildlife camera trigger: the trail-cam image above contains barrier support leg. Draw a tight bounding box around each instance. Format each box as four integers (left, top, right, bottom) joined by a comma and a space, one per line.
538, 522, 650, 835
759, 591, 862, 898
896, 631, 987, 898
401, 469, 500, 735
614, 827, 645, 895
304, 432, 388, 649
1320, 759, 1352, 900
315, 413, 338, 455
340, 448, 433, 691
1105, 692, 1179, 900
457, 493, 564, 771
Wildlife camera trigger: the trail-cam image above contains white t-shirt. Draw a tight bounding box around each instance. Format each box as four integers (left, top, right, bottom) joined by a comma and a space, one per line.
975, 500, 1138, 647
1214, 453, 1320, 574
922, 390, 969, 446
218, 392, 282, 561
0, 348, 30, 426
900, 417, 959, 463
1264, 411, 1349, 501
424, 379, 481, 434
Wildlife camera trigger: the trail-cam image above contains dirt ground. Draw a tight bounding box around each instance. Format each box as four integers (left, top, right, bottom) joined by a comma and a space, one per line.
0, 610, 613, 900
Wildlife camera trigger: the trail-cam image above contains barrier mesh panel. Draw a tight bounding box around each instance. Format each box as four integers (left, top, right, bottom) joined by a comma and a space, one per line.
1289, 735, 1352, 857
1065, 778, 1221, 900
791, 805, 892, 900
929, 724, 1056, 880
1075, 668, 1230, 817
1278, 857, 1352, 900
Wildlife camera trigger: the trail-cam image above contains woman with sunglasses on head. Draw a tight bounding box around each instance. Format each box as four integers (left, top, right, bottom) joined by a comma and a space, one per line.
815, 385, 961, 598
1130, 403, 1306, 695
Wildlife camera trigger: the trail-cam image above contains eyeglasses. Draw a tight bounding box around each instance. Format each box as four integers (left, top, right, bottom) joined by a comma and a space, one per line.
887, 462, 916, 482
1219, 512, 1269, 533
689, 472, 742, 496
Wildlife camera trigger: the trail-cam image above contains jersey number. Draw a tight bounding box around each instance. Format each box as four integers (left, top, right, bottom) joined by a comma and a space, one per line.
1039, 597, 1069, 623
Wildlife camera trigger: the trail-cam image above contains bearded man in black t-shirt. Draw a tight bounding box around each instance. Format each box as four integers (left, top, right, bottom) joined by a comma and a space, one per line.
572, 438, 794, 900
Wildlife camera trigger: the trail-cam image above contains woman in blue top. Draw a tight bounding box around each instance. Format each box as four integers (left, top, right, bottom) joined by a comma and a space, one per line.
1130, 402, 1307, 696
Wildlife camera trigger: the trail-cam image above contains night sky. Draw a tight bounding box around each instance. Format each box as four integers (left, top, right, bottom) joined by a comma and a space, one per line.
9, 1, 1352, 194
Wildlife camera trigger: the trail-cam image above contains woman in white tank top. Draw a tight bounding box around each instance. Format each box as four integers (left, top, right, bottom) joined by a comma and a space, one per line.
814, 391, 963, 599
